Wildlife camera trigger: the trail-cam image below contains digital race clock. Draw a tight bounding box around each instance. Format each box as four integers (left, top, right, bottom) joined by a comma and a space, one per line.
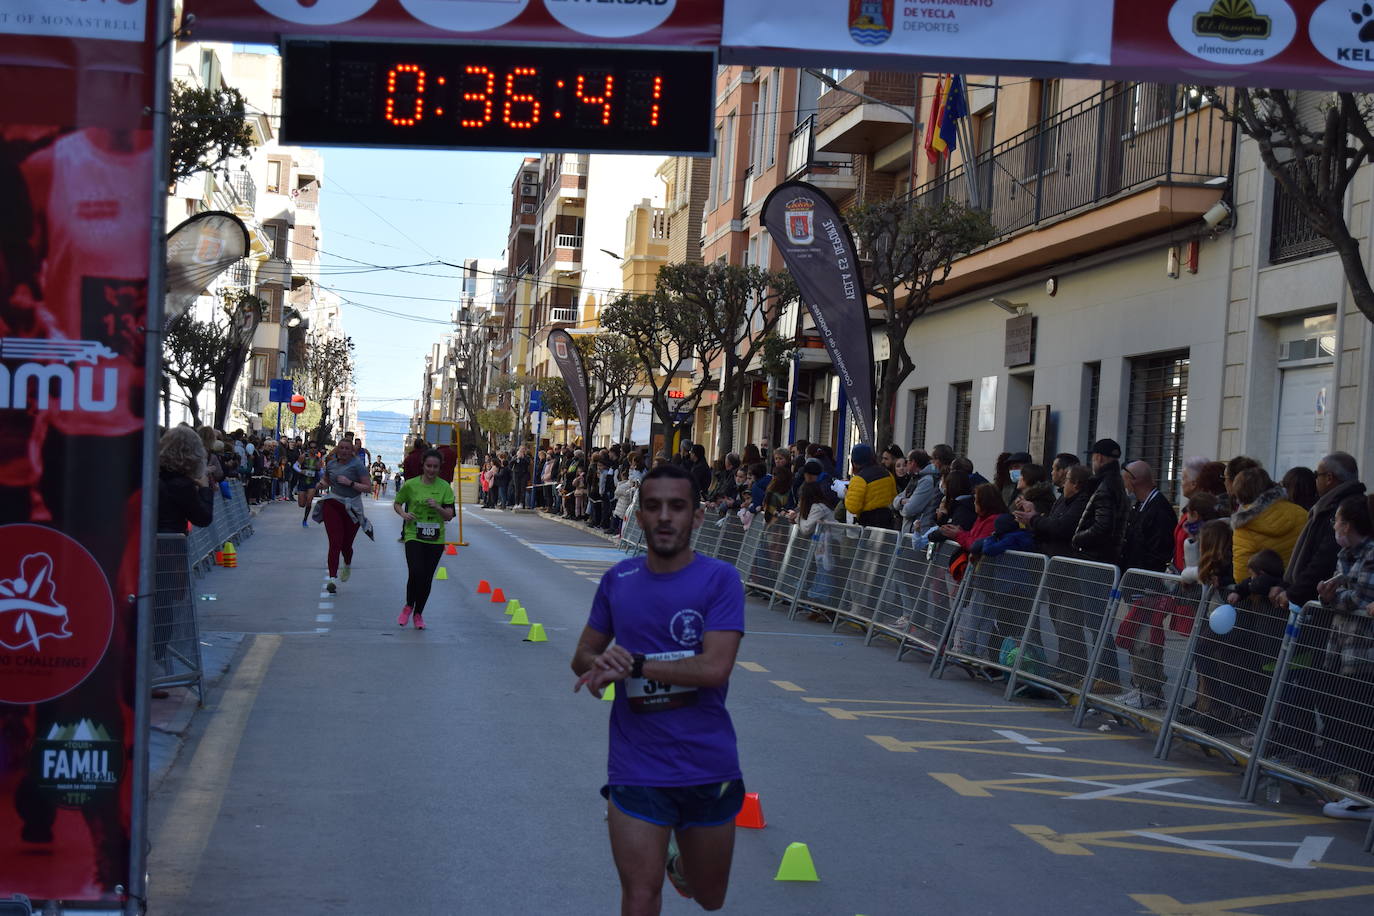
281, 40, 716, 156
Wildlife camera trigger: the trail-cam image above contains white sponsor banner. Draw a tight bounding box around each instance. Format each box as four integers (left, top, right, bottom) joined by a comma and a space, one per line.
0, 0, 146, 42
723, 0, 1111, 66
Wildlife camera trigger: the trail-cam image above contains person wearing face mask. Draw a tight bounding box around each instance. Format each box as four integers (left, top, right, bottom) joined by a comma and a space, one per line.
998, 451, 1033, 509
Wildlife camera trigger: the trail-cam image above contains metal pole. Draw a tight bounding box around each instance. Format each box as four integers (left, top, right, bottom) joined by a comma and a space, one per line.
275, 398, 282, 442
835, 386, 847, 468
130, 2, 174, 911
453, 422, 468, 546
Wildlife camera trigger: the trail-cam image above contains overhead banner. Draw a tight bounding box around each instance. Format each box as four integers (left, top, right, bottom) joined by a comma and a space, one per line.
723, 0, 1374, 90
184, 0, 724, 46
547, 328, 590, 447
761, 181, 874, 447
0, 1, 158, 909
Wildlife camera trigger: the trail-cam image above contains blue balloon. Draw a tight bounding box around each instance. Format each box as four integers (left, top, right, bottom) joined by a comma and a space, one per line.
1209, 603, 1236, 635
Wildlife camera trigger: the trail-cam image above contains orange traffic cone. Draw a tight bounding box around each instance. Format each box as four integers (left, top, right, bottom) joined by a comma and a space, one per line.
735, 792, 766, 829
477, 580, 491, 594
445, 543, 457, 556
214, 550, 224, 566
491, 587, 506, 603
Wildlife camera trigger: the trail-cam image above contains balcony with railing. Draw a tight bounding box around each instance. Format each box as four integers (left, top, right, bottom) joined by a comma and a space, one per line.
213, 169, 256, 214
1269, 160, 1336, 264
225, 258, 252, 288
786, 115, 857, 192
550, 307, 578, 323
556, 233, 583, 249
912, 83, 1232, 297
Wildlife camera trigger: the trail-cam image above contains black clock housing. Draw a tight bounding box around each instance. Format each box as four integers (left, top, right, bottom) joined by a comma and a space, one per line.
282, 40, 715, 156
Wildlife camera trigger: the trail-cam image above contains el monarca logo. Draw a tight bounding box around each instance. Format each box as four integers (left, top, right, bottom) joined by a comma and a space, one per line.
1194, 0, 1272, 40
1168, 0, 1296, 64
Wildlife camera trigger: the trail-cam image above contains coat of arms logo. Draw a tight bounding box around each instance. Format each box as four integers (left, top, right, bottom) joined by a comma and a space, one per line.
785, 197, 816, 246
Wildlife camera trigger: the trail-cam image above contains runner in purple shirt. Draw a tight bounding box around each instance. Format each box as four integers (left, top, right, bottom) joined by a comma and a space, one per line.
573, 464, 746, 915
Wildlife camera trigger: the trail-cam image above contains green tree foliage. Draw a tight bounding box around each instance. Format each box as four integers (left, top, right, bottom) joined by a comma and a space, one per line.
169, 80, 255, 183
572, 333, 643, 445
846, 197, 995, 448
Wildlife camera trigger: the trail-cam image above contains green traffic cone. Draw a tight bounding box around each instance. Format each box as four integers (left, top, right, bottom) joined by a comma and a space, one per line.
509, 606, 529, 626
774, 842, 820, 882
601, 683, 615, 702
504, 599, 521, 617
435, 566, 448, 581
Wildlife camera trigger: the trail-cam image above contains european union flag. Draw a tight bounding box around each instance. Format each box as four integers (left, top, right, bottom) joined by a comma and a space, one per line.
938, 75, 967, 155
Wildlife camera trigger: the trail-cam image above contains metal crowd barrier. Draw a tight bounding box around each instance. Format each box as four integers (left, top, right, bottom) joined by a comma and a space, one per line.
619, 495, 644, 554
153, 480, 258, 701
185, 479, 255, 571
681, 514, 1374, 849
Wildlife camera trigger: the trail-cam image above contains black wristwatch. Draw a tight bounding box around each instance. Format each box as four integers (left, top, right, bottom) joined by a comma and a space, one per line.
630, 653, 646, 679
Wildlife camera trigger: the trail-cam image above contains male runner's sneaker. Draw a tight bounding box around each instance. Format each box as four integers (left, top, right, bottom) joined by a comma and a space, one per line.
340, 565, 351, 583
302, 519, 309, 529
326, 577, 337, 594
665, 835, 692, 899
398, 606, 413, 627
413, 613, 425, 630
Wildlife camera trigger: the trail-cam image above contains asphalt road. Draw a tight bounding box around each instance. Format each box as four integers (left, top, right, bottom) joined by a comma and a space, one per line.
146, 498, 1374, 915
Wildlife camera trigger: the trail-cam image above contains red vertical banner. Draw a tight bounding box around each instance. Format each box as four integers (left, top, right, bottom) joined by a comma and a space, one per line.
0, 0, 158, 907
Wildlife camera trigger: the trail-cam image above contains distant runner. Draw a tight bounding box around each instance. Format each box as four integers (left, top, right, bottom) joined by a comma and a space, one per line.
572, 463, 746, 915
371, 455, 388, 498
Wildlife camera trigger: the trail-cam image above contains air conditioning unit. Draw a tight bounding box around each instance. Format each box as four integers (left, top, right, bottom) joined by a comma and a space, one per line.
520, 184, 537, 196
520, 203, 536, 214
1278, 336, 1332, 361
522, 172, 537, 184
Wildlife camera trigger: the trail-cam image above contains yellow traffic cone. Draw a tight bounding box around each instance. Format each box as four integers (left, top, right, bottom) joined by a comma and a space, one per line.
509, 606, 529, 626
774, 842, 820, 882
523, 623, 547, 643
222, 542, 237, 568
504, 599, 521, 618
435, 566, 448, 581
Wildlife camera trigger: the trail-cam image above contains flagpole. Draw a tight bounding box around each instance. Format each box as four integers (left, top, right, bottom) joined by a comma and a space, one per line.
953, 76, 981, 209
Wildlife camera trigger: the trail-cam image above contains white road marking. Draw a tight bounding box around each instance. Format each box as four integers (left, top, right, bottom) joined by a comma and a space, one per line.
1133, 833, 1333, 869
1015, 773, 1253, 806
994, 729, 1066, 753
315, 613, 333, 623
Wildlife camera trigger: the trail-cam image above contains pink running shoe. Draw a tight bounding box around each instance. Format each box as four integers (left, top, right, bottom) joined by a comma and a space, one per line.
397, 606, 413, 627
413, 613, 425, 630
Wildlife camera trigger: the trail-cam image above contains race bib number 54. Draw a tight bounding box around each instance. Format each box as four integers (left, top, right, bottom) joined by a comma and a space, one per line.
625, 650, 698, 714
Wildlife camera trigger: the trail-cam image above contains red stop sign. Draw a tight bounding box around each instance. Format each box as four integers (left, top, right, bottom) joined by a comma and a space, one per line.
289, 394, 307, 415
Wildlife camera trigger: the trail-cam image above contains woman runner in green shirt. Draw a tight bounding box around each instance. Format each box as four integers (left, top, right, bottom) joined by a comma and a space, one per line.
392, 448, 456, 629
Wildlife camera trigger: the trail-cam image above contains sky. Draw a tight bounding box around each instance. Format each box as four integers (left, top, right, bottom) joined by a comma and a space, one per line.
313, 146, 530, 449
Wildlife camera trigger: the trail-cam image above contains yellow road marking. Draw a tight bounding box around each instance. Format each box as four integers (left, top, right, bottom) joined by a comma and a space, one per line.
770, 680, 806, 692
1013, 824, 1094, 855
148, 635, 282, 913
931, 773, 994, 797
736, 661, 768, 673
1131, 885, 1374, 915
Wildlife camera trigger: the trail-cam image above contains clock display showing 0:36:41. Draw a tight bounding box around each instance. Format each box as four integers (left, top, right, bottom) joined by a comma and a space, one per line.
381, 63, 665, 132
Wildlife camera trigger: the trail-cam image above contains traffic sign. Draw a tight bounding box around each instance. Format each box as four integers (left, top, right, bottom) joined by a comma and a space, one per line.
268, 378, 294, 403
289, 394, 307, 415
528, 390, 544, 412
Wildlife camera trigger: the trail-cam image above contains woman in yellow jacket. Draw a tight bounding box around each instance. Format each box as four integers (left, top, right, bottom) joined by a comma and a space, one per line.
1229, 466, 1308, 584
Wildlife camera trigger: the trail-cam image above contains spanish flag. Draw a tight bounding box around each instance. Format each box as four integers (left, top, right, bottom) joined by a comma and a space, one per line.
923, 75, 950, 164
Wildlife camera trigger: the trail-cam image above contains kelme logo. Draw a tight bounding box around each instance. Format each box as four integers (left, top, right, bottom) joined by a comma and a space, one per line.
1168, 0, 1296, 64
1309, 0, 1374, 70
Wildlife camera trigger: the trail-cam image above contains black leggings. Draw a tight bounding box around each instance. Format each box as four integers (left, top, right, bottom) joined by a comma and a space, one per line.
404, 540, 445, 614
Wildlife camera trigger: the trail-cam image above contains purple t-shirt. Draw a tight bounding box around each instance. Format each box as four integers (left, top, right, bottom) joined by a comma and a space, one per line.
587, 553, 745, 787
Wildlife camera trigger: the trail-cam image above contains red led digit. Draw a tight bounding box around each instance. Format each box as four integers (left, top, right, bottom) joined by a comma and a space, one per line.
503, 67, 541, 129
461, 65, 495, 128
384, 64, 425, 127
575, 73, 615, 126
649, 74, 662, 128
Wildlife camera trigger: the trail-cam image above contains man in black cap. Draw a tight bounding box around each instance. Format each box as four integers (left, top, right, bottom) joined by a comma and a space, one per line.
1069, 438, 1130, 689
1002, 450, 1035, 507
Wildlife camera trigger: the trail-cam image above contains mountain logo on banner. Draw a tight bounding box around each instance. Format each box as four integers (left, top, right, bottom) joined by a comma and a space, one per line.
1193, 0, 1271, 40
785, 198, 816, 246
1169, 0, 1296, 64
849, 0, 894, 46
0, 553, 71, 653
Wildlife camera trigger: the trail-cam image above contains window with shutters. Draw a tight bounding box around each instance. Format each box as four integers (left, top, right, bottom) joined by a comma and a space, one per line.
951, 381, 973, 458
1083, 361, 1101, 454
250, 352, 269, 386
910, 388, 929, 451
1126, 350, 1189, 503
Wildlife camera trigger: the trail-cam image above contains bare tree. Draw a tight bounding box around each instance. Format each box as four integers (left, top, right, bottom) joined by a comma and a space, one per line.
1202, 87, 1374, 324
601, 291, 718, 445
294, 332, 355, 443
847, 197, 995, 447
162, 307, 241, 426
654, 263, 798, 454
533, 376, 578, 444
572, 332, 643, 447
